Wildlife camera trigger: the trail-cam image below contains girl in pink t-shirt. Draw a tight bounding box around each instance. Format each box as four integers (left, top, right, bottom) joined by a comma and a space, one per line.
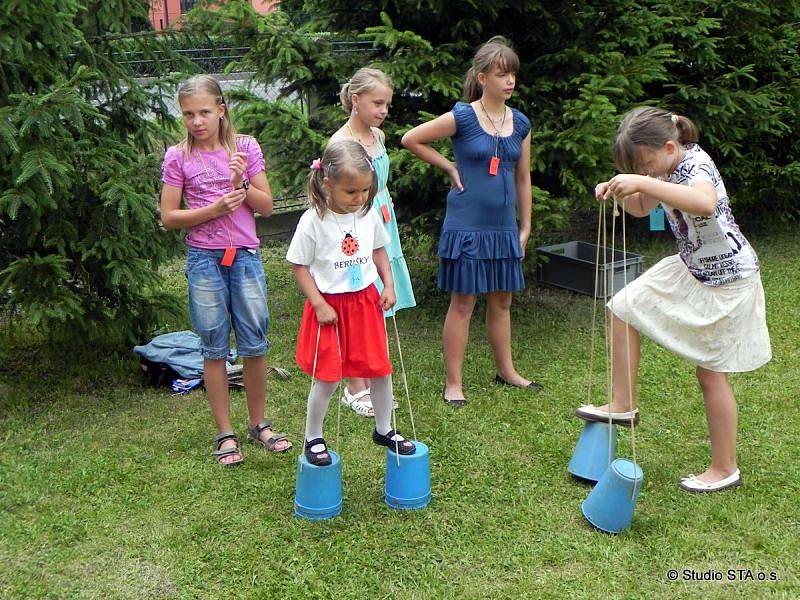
160, 75, 292, 466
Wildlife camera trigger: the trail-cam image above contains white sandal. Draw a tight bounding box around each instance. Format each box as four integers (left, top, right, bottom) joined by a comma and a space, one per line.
340, 388, 374, 417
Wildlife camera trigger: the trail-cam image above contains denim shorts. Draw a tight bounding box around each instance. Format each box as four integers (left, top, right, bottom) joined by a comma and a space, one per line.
185, 247, 269, 359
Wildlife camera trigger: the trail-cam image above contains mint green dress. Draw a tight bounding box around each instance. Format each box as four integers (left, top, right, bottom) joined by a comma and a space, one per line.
371, 138, 416, 317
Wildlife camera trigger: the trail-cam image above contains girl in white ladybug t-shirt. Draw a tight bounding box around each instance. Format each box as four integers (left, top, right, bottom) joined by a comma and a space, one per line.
287, 140, 416, 466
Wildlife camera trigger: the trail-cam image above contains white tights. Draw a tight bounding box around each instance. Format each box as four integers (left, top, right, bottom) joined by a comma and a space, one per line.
305, 375, 395, 442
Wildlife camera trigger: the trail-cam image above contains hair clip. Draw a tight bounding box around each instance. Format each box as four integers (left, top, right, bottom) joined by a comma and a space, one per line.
670, 114, 678, 124
366, 157, 374, 172
310, 158, 322, 170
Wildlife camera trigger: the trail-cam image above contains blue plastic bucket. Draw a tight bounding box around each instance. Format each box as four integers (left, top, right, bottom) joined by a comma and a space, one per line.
581, 458, 644, 534
385, 441, 431, 510
568, 421, 618, 482
294, 449, 343, 520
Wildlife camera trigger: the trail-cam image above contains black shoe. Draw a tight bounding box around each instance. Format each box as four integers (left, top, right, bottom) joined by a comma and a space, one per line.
495, 373, 543, 392
372, 429, 416, 455
304, 437, 332, 466
442, 386, 467, 408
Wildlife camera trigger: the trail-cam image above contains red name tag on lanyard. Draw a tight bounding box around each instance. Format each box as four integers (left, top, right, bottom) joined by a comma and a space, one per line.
381, 203, 391, 223
221, 247, 236, 267
489, 156, 500, 176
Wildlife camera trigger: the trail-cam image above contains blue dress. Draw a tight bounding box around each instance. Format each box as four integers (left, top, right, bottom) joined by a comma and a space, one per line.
438, 101, 531, 294
371, 136, 417, 316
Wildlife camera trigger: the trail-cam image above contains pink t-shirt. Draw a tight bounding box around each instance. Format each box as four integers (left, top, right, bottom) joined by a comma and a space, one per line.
161, 135, 266, 249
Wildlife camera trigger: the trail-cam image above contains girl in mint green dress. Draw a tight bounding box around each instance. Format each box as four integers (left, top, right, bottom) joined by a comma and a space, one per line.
330, 67, 416, 416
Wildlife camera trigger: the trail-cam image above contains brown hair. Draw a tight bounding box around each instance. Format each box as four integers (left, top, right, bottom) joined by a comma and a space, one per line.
307, 140, 378, 217
613, 106, 699, 173
339, 68, 393, 114
464, 36, 520, 102
177, 75, 237, 158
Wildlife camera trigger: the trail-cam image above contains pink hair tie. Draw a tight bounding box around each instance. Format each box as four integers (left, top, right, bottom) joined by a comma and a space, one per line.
310, 158, 322, 170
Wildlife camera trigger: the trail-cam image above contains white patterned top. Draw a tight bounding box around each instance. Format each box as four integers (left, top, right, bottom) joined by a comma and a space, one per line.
663, 144, 759, 286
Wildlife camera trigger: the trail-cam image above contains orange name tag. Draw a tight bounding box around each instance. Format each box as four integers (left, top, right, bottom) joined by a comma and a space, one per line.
221, 247, 237, 267
489, 156, 500, 176
381, 203, 391, 223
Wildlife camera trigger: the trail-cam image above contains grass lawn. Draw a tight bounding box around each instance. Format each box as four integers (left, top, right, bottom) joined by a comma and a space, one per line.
1, 227, 798, 599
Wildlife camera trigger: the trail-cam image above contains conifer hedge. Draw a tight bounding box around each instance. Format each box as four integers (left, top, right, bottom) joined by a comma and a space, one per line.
0, 1, 189, 342
2, 0, 798, 341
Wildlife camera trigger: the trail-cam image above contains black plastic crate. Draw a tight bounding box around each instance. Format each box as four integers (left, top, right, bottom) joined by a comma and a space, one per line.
536, 241, 644, 298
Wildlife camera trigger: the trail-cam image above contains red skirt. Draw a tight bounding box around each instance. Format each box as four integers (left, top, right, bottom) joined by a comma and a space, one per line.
296, 285, 392, 382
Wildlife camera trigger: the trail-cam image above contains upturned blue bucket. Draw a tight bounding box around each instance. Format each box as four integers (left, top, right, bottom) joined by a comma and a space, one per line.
294, 449, 342, 520
384, 441, 431, 510
568, 421, 618, 482
581, 458, 644, 534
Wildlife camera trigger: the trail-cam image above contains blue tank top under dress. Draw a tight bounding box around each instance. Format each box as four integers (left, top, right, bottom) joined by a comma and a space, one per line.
371, 137, 417, 317
438, 101, 531, 294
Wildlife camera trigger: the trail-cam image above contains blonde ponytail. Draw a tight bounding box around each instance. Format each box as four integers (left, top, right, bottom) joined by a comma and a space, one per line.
339, 67, 393, 114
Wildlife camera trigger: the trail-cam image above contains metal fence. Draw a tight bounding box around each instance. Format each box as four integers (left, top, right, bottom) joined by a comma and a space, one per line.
115, 36, 374, 78
123, 45, 253, 77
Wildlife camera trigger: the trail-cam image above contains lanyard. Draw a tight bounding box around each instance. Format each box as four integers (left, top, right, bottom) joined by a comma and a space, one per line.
195, 149, 237, 265
479, 98, 506, 176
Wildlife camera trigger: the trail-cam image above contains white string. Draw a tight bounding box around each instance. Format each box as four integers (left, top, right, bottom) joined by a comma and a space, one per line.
301, 325, 323, 472
603, 200, 618, 464
334, 324, 343, 451
382, 316, 400, 466
308, 324, 321, 405
586, 206, 604, 407
610, 198, 641, 498
392, 313, 417, 442
304, 322, 343, 459
620, 202, 639, 498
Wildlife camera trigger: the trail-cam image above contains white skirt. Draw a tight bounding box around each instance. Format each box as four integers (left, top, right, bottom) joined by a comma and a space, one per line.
607, 254, 771, 373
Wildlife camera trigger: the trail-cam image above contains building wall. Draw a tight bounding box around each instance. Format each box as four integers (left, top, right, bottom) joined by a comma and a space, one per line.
148, 0, 275, 31
148, 0, 181, 31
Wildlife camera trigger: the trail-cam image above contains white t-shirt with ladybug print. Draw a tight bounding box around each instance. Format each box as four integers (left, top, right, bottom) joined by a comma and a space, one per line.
286, 207, 391, 294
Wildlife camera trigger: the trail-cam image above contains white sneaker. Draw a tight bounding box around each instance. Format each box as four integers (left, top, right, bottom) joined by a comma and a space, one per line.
678, 469, 741, 493
575, 404, 640, 426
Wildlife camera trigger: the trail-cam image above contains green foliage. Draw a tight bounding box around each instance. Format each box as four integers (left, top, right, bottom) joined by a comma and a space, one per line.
2, 0, 796, 343
198, 0, 799, 229
0, 1, 188, 344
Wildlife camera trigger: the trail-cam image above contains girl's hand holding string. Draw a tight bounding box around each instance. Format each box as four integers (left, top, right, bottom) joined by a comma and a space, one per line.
379, 284, 396, 312
313, 301, 338, 326
213, 188, 247, 216
229, 152, 248, 188
603, 174, 646, 201
595, 181, 612, 201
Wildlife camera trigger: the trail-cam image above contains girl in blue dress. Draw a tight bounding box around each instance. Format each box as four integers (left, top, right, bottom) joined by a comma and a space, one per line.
331, 67, 416, 417
402, 37, 542, 406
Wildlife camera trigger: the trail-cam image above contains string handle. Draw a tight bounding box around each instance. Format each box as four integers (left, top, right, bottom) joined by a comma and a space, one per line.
304, 322, 344, 456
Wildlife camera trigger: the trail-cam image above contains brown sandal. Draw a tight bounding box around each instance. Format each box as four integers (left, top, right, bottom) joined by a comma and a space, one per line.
213, 431, 244, 467
247, 420, 293, 453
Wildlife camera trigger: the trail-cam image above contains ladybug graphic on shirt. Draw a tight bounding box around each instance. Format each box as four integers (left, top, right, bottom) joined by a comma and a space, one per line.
340, 232, 359, 256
